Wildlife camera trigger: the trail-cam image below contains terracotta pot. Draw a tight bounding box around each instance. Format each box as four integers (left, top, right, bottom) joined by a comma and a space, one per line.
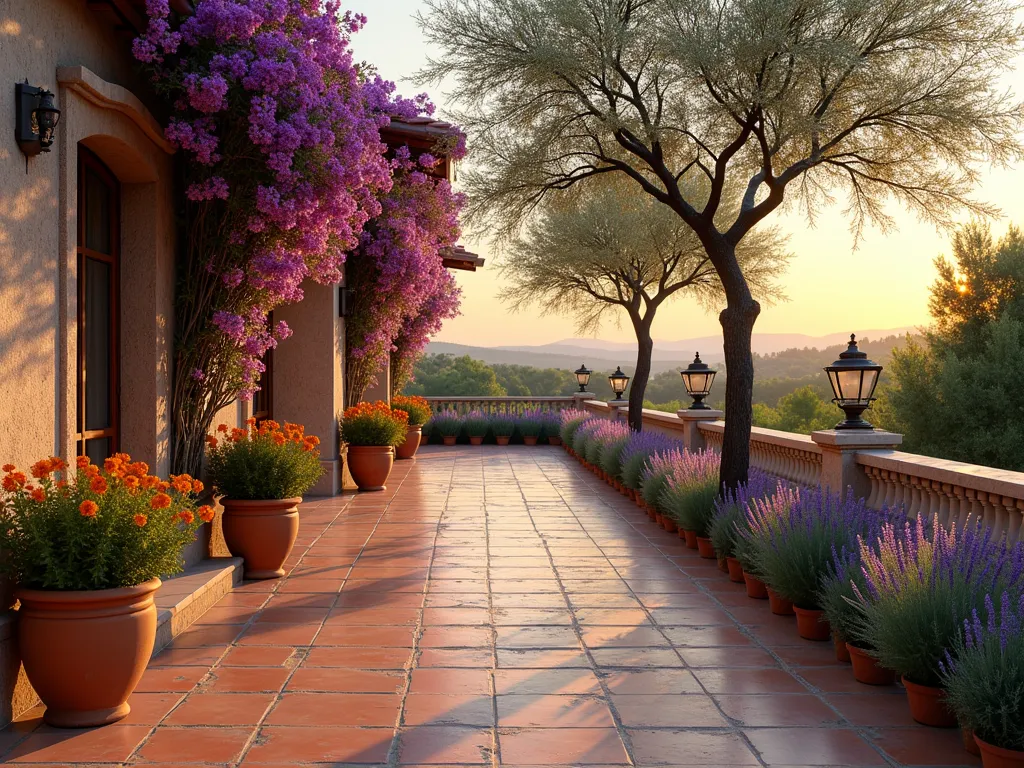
395, 425, 423, 460
846, 643, 896, 686
646, 504, 658, 521
726, 557, 745, 583
420, 432, 429, 446
222, 497, 301, 579
683, 529, 698, 549
654, 513, 665, 527
717, 557, 729, 573
902, 677, 957, 728
768, 589, 795, 616
548, 436, 562, 446
347, 445, 395, 492
677, 527, 687, 540
523, 435, 538, 446
663, 517, 678, 533
794, 606, 831, 641
744, 572, 769, 599
963, 729, 980, 757
494, 435, 510, 446
975, 735, 1024, 766
834, 634, 852, 663
17, 579, 160, 727
696, 537, 716, 559
442, 435, 457, 446
469, 436, 484, 446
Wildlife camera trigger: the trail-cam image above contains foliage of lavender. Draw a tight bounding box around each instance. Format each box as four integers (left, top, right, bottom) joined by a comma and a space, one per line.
135, 0, 400, 472
347, 140, 466, 404
855, 515, 1024, 687
571, 418, 605, 458
558, 409, 590, 446
661, 450, 722, 535
489, 414, 516, 437
462, 410, 490, 438
746, 488, 897, 611
619, 431, 684, 491
639, 448, 684, 513
429, 411, 462, 438
708, 470, 778, 560
539, 411, 562, 440
600, 433, 632, 479
583, 420, 631, 468
941, 591, 1024, 750
514, 408, 545, 438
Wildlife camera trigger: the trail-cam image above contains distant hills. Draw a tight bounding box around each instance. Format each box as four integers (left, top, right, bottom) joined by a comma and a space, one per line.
427, 328, 916, 374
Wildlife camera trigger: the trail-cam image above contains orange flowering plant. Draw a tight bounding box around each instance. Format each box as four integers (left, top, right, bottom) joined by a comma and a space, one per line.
0, 454, 209, 590
206, 419, 324, 500
339, 401, 409, 447
391, 395, 431, 427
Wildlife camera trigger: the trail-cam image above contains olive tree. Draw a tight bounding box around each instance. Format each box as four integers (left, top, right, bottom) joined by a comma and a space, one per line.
419, 0, 1023, 488
502, 182, 788, 430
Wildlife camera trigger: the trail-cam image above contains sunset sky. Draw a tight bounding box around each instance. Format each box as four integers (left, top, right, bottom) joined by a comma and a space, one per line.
351, 2, 1024, 347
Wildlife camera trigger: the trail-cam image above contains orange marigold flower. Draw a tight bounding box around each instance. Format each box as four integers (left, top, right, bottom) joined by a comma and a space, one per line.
4, 472, 28, 489
79, 500, 98, 517
89, 476, 108, 494
217, 423, 228, 433
103, 457, 122, 473
171, 474, 194, 494
191, 479, 205, 494
264, 420, 280, 431
133, 513, 148, 527
124, 475, 140, 490
230, 428, 246, 442
30, 460, 53, 479
50, 457, 66, 471
304, 435, 321, 447
178, 509, 195, 525
56, 479, 68, 489
128, 461, 149, 477
2, 477, 19, 493
198, 505, 215, 523
140, 475, 158, 489
1, 464, 15, 473
206, 435, 219, 448
272, 433, 286, 446
246, 417, 257, 427
76, 456, 90, 469
30, 487, 46, 502
84, 464, 100, 478
150, 492, 172, 510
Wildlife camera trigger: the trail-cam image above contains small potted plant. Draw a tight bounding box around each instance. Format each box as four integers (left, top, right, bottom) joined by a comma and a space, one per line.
490, 414, 516, 446
431, 412, 462, 445
559, 410, 589, 451
340, 401, 408, 490
392, 395, 431, 460
0, 455, 207, 727
855, 517, 1024, 728
464, 410, 491, 445
710, 473, 777, 583
821, 545, 894, 676
661, 450, 720, 553
207, 419, 324, 579
515, 409, 544, 446
542, 412, 562, 445
640, 450, 678, 527
599, 430, 630, 488
942, 592, 1024, 766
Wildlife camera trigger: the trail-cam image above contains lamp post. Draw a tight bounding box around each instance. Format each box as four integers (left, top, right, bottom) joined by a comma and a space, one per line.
824, 334, 883, 430
573, 364, 592, 393
680, 352, 717, 410
608, 367, 630, 401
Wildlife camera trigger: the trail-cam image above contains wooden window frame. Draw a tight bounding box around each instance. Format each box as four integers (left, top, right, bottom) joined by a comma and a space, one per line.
75, 147, 121, 459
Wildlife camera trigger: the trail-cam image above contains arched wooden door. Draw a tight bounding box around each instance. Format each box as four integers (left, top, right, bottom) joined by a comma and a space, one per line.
75, 147, 120, 464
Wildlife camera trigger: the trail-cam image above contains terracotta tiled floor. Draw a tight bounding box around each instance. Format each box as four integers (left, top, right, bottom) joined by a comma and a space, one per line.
1, 446, 978, 766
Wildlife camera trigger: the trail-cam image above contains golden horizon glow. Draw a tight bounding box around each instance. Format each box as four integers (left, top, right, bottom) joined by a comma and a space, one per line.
352, 2, 1024, 347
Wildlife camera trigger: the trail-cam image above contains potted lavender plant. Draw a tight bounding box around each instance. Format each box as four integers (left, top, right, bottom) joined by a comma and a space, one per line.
710, 472, 777, 582
558, 409, 590, 453
463, 411, 490, 445
855, 517, 1024, 727
541, 411, 563, 445
820, 545, 894, 675
515, 409, 544, 446
431, 412, 462, 446
639, 449, 681, 527
490, 414, 516, 446
661, 450, 721, 554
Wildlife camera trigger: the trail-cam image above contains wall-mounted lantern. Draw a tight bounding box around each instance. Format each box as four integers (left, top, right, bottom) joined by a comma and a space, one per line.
15, 81, 61, 157
680, 352, 717, 410
608, 366, 630, 400
338, 286, 352, 318
824, 334, 883, 430
574, 363, 592, 393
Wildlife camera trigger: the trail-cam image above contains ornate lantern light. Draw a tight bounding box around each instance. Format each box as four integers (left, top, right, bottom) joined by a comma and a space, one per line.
680, 352, 717, 410
608, 366, 630, 400
15, 82, 61, 157
573, 363, 592, 393
824, 334, 883, 430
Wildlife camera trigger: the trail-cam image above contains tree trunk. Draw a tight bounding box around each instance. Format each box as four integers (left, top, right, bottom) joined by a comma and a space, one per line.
628, 322, 654, 432
713, 243, 760, 491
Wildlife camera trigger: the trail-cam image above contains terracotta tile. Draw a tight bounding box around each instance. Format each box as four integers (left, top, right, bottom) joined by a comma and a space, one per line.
679, 647, 777, 668
135, 727, 252, 763
169, 624, 243, 647
304, 646, 411, 668
612, 693, 728, 727
237, 621, 321, 646
494, 668, 602, 695
868, 727, 980, 766
119, 693, 185, 725
589, 647, 684, 668
693, 667, 810, 694
404, 694, 495, 726
253, 605, 331, 623
628, 729, 759, 765
287, 667, 405, 693
601, 669, 702, 695
573, 607, 652, 626
715, 694, 840, 726
204, 666, 291, 693
314, 623, 416, 647
497, 649, 590, 668
244, 726, 392, 762
495, 626, 580, 648
498, 727, 627, 764
150, 646, 226, 667
496, 694, 614, 728
329, 607, 421, 624
165, 692, 275, 725
221, 646, 298, 667
797, 666, 896, 694
267, 692, 400, 726
745, 728, 887, 765
134, 666, 209, 693
773, 643, 851, 667
663, 625, 754, 647
418, 648, 494, 668
397, 725, 494, 764
493, 608, 573, 626
825, 692, 919, 727
410, 668, 491, 695
419, 626, 493, 648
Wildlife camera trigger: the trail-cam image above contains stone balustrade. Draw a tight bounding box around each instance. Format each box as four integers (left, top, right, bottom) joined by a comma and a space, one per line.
424, 396, 576, 415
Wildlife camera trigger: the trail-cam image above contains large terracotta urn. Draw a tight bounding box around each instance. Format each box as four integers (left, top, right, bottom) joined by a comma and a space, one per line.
17, 578, 161, 727
347, 445, 395, 491
222, 497, 301, 579
396, 425, 423, 460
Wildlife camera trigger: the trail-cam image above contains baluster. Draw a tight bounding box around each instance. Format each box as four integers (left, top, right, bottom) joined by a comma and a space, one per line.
865, 467, 882, 510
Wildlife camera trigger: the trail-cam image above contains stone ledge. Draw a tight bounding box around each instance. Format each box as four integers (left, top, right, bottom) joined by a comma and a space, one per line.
0, 556, 242, 727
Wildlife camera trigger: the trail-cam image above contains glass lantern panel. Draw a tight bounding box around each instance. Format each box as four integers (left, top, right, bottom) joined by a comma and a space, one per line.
836, 370, 865, 402
690, 372, 710, 394
861, 369, 880, 400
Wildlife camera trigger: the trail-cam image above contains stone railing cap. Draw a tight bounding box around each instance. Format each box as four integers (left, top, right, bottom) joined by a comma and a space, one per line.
857, 450, 1024, 499
812, 430, 904, 449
